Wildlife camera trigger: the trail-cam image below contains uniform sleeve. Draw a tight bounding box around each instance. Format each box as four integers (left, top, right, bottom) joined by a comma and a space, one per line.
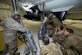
52, 17, 62, 27
55, 31, 64, 36
19, 20, 24, 26
6, 19, 27, 32
54, 31, 64, 44
43, 17, 49, 23
62, 36, 75, 49
53, 35, 58, 43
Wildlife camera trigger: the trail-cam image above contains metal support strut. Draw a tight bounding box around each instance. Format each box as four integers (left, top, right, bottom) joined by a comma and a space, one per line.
38, 3, 46, 39
12, 0, 17, 11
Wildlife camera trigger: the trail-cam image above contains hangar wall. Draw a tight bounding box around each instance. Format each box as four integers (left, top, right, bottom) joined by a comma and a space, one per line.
0, 3, 12, 19
67, 10, 82, 19
0, 0, 25, 19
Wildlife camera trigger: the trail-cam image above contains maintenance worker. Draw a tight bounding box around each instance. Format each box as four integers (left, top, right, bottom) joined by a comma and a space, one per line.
53, 27, 82, 55
0, 11, 27, 55
46, 14, 64, 38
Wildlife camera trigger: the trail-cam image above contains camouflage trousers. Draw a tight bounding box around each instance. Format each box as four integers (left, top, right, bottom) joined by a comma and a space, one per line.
3, 39, 17, 55
61, 48, 79, 55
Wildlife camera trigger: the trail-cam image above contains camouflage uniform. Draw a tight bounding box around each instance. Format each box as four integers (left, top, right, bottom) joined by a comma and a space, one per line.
0, 18, 27, 55
53, 31, 82, 55
48, 14, 63, 28
53, 30, 65, 44
40, 43, 62, 55
61, 34, 82, 55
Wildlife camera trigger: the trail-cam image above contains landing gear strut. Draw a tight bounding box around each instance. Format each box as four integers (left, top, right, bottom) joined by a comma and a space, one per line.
38, 3, 50, 45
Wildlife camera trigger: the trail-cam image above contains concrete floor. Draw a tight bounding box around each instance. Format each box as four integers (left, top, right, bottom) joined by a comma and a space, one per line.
0, 19, 82, 55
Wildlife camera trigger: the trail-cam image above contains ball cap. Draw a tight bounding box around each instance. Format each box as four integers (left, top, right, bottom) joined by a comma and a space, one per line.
12, 11, 20, 16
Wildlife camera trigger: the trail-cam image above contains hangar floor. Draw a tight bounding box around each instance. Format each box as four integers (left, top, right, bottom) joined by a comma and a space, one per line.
0, 19, 82, 55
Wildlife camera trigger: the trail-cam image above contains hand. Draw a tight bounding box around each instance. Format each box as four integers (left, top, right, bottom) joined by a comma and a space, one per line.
55, 28, 58, 34
55, 27, 59, 32
57, 27, 60, 31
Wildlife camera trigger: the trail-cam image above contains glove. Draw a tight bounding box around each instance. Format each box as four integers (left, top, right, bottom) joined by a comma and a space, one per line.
18, 31, 25, 39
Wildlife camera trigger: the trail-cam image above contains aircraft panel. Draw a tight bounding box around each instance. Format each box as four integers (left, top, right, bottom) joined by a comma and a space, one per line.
19, 0, 54, 5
